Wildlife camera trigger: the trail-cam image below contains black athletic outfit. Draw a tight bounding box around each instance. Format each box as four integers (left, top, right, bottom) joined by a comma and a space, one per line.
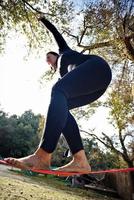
39, 18, 112, 154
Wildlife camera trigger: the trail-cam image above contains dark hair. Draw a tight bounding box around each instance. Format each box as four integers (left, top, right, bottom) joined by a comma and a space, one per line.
47, 51, 59, 72
47, 51, 59, 57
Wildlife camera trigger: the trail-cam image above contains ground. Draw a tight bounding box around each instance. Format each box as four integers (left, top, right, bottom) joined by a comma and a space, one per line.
0, 164, 121, 200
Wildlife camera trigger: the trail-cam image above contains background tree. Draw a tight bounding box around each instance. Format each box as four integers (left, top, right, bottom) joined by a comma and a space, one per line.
0, 110, 41, 158
0, 0, 74, 53
0, 0, 133, 67
64, 0, 134, 64
81, 67, 134, 168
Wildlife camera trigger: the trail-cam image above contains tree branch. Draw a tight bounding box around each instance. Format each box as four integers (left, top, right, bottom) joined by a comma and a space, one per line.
78, 27, 87, 46
101, 132, 123, 155
78, 17, 88, 45
124, 35, 134, 61
123, 131, 134, 142
118, 59, 128, 90
78, 40, 114, 51
127, 0, 134, 19
0, 2, 7, 10
63, 30, 79, 44
63, 26, 115, 52
123, 12, 128, 35
22, 1, 41, 46
118, 129, 130, 163
21, 0, 55, 16
80, 129, 123, 156
81, 129, 133, 167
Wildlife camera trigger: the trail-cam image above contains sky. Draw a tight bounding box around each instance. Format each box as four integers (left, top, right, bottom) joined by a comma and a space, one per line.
0, 32, 51, 115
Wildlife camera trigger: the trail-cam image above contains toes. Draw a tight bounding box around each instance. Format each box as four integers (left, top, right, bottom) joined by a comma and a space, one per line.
4, 158, 16, 165
4, 157, 12, 162
4, 158, 22, 168
3, 155, 48, 170
4, 157, 15, 164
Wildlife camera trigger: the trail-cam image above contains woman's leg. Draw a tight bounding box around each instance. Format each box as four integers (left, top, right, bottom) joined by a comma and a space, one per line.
58, 89, 107, 172
62, 88, 106, 155
40, 56, 111, 153
40, 89, 68, 152
62, 112, 84, 155
5, 57, 111, 170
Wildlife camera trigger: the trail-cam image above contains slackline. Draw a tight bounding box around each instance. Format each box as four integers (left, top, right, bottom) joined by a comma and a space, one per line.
0, 160, 134, 177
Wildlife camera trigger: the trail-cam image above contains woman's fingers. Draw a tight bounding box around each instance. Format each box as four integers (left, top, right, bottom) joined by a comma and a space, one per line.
38, 13, 46, 21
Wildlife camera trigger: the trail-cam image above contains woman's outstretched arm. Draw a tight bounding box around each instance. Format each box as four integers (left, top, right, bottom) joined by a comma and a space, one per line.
39, 17, 70, 53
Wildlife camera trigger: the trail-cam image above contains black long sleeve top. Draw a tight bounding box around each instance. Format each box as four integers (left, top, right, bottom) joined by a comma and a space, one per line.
40, 18, 91, 77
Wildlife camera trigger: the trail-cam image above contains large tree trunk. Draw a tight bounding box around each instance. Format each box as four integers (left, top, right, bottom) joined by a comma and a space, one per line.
124, 35, 134, 61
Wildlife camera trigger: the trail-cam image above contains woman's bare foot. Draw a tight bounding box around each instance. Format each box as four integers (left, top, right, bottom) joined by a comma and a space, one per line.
55, 150, 91, 173
4, 148, 52, 170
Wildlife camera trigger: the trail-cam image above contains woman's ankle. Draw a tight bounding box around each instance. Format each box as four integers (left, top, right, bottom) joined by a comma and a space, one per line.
73, 150, 87, 160
35, 148, 52, 165
73, 150, 89, 166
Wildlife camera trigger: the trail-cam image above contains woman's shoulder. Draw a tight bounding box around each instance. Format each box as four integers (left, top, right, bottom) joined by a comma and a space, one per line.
61, 49, 80, 56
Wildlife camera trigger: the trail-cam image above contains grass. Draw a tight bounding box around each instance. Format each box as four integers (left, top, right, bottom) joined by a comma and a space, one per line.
0, 166, 120, 200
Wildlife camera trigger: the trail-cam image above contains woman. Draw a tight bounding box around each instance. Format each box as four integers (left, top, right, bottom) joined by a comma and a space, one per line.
5, 17, 112, 173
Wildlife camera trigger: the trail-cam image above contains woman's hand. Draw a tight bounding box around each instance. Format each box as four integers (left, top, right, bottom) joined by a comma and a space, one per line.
38, 13, 46, 21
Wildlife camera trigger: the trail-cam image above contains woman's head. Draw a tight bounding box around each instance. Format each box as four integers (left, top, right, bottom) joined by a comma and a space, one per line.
46, 51, 59, 70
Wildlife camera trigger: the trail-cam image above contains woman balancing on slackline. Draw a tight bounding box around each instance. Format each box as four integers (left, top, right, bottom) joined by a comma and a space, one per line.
4, 17, 112, 173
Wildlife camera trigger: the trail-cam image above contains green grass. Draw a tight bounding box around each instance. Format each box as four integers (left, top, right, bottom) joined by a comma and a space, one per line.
0, 168, 120, 200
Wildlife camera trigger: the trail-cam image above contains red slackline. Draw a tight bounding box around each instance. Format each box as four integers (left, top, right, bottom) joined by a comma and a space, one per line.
0, 160, 134, 176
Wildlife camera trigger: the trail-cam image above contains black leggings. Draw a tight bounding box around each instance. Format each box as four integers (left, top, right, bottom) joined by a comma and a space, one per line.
40, 55, 112, 154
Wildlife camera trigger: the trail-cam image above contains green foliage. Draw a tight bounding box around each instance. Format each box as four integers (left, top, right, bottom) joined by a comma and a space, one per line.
107, 70, 133, 130
0, 0, 133, 63
37, 114, 45, 139
0, 109, 40, 158
83, 138, 124, 169
94, 67, 134, 167
90, 149, 127, 170
40, 69, 56, 83
71, 100, 101, 122
0, 0, 74, 53
47, 0, 74, 27
57, 0, 134, 66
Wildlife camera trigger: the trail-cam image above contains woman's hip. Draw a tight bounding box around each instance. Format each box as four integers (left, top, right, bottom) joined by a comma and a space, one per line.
53, 57, 112, 99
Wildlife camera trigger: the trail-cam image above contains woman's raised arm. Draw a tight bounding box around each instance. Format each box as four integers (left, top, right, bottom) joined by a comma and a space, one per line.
39, 17, 70, 53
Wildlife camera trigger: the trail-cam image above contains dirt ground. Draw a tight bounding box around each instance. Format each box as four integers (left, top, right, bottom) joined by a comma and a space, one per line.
0, 164, 121, 200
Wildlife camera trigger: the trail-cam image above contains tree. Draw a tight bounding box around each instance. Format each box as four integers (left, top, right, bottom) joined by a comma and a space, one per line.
0, 110, 9, 127
1, 1, 133, 63
0, 110, 41, 158
64, 0, 134, 64
0, 0, 74, 53
81, 67, 134, 168
37, 114, 46, 139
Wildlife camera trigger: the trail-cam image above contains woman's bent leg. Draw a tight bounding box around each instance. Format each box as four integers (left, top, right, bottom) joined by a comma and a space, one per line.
40, 89, 69, 152
62, 112, 84, 155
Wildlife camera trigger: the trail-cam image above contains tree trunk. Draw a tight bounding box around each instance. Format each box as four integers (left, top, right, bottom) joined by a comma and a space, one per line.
124, 36, 134, 61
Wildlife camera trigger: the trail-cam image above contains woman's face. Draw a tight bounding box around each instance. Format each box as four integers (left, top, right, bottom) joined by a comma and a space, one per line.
46, 53, 57, 69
